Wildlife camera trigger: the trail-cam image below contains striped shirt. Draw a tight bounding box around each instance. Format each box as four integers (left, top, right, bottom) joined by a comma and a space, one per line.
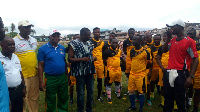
69, 39, 95, 77
13, 35, 37, 78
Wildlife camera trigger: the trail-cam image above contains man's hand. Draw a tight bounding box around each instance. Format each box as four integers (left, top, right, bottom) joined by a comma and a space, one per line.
148, 72, 152, 80
82, 57, 90, 62
68, 79, 71, 86
39, 81, 46, 91
93, 57, 97, 61
23, 86, 26, 97
184, 76, 193, 88
162, 67, 167, 73
166, 29, 172, 39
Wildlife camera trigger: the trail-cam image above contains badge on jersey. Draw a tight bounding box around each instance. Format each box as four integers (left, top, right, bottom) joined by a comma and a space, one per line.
60, 49, 64, 54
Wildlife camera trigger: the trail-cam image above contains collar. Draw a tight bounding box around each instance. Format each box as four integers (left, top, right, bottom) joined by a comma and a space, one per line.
17, 34, 31, 40
110, 46, 116, 51
47, 42, 61, 48
92, 38, 100, 42
147, 40, 153, 45
0, 52, 14, 60
108, 41, 111, 45
134, 47, 143, 52
129, 38, 133, 42
154, 44, 162, 48
0, 52, 5, 58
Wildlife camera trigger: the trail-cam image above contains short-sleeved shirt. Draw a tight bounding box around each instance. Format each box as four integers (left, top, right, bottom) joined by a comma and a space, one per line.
69, 39, 95, 77
0, 62, 9, 112
167, 36, 199, 70
38, 42, 66, 75
157, 45, 169, 68
102, 41, 111, 53
123, 38, 133, 55
130, 47, 150, 74
0, 53, 22, 87
150, 44, 162, 69
195, 43, 200, 75
13, 35, 37, 78
103, 47, 121, 67
90, 38, 104, 62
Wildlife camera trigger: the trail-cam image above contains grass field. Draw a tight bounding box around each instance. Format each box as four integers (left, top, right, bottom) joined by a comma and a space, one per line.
35, 45, 195, 112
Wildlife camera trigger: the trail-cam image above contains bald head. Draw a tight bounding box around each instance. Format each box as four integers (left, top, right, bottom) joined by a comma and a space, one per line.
1, 36, 15, 54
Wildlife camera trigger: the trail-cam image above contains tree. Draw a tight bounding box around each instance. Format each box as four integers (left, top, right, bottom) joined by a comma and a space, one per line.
67, 34, 74, 40
9, 32, 18, 37
31, 29, 36, 36
4, 27, 8, 32
10, 23, 15, 38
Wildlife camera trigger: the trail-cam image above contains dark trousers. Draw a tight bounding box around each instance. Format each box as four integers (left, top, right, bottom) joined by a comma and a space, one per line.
163, 70, 187, 112
76, 74, 94, 112
9, 83, 23, 112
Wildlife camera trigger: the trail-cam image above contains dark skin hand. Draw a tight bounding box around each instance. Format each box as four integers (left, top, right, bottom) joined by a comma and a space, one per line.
38, 61, 45, 91
20, 71, 26, 97
185, 57, 199, 88
162, 29, 172, 53
156, 55, 167, 73
68, 46, 90, 62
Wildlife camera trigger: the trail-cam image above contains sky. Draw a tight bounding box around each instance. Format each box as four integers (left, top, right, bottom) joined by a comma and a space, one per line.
1, 0, 200, 36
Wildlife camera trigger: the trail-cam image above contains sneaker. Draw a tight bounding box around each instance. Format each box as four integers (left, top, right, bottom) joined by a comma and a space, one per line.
147, 100, 152, 107
102, 92, 107, 96
69, 99, 73, 106
188, 98, 192, 107
125, 106, 137, 112
192, 108, 198, 112
135, 97, 138, 102
158, 104, 163, 108
138, 109, 143, 112
91, 100, 95, 106
97, 97, 104, 103
124, 91, 129, 96
117, 95, 123, 99
107, 98, 112, 104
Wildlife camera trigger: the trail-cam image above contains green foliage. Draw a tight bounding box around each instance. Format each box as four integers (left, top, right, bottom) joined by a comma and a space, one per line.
67, 34, 74, 40
8, 32, 18, 37
10, 23, 16, 38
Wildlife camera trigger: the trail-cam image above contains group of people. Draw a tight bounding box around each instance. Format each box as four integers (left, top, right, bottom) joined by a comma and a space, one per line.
0, 16, 200, 112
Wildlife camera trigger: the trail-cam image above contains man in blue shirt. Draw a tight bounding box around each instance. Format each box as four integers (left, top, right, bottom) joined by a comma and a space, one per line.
38, 29, 69, 112
68, 28, 96, 112
0, 17, 10, 112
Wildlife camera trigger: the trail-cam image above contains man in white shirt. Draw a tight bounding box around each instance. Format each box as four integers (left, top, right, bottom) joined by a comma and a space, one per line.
0, 36, 26, 112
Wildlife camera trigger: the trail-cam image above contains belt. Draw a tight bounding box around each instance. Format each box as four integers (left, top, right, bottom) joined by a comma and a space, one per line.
8, 83, 22, 90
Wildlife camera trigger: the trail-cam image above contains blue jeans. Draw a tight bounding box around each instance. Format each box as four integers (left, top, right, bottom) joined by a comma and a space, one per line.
76, 74, 94, 112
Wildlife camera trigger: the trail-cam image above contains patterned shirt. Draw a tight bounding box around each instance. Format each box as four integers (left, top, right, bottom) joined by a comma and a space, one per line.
69, 39, 95, 77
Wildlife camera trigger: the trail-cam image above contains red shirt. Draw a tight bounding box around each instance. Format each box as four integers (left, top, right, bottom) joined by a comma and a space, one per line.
167, 36, 198, 70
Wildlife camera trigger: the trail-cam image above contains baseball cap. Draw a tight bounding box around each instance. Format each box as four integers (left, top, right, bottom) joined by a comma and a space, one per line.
49, 29, 61, 36
166, 19, 185, 28
18, 20, 33, 27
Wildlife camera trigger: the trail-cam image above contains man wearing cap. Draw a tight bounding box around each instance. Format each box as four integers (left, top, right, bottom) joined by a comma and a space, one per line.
13, 20, 39, 112
0, 17, 10, 112
0, 36, 26, 112
162, 20, 199, 112
38, 29, 69, 112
